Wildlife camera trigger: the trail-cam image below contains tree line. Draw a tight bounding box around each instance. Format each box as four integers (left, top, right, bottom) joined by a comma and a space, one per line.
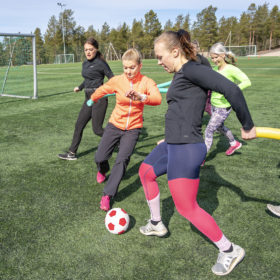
32, 3, 280, 63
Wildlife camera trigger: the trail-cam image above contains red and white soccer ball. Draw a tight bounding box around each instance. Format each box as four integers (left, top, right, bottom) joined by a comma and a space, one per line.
105, 208, 130, 234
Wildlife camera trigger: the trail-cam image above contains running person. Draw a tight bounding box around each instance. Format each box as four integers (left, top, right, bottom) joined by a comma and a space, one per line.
58, 37, 114, 160
138, 30, 256, 276
87, 48, 162, 211
204, 43, 252, 157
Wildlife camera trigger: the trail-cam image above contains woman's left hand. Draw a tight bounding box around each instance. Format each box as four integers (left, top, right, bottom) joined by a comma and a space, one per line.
125, 90, 142, 101
241, 126, 256, 140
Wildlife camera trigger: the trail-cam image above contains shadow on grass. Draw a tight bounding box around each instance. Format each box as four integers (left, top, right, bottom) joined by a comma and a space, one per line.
39, 90, 73, 98
126, 215, 136, 233
190, 164, 279, 245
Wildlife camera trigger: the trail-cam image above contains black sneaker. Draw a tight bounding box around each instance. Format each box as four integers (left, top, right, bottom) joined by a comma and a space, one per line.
58, 152, 77, 160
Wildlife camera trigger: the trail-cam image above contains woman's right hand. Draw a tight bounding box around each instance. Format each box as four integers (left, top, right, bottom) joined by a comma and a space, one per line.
157, 139, 165, 145
74, 87, 80, 92
241, 126, 256, 140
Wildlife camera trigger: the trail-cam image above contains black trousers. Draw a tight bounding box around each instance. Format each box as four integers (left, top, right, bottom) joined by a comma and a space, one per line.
69, 89, 108, 153
95, 123, 141, 197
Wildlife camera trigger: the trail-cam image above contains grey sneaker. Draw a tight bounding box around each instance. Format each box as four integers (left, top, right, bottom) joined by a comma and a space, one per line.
212, 244, 245, 276
267, 204, 280, 217
139, 220, 168, 237
58, 152, 77, 160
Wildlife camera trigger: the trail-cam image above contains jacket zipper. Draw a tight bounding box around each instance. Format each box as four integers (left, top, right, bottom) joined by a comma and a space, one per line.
125, 81, 133, 130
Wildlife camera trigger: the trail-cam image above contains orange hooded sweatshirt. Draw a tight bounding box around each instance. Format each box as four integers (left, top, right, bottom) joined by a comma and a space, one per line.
90, 72, 162, 130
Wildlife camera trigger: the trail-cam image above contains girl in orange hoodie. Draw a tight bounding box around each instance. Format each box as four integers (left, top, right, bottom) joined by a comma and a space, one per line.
87, 48, 162, 211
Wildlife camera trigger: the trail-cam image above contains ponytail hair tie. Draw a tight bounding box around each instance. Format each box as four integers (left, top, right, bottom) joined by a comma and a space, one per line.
177, 29, 191, 42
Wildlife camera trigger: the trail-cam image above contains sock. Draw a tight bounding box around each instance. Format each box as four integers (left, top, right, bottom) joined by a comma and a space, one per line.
151, 220, 160, 225
147, 194, 161, 222
214, 234, 232, 252
230, 140, 236, 146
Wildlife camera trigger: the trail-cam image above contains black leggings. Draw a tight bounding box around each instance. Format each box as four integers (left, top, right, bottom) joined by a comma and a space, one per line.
69, 93, 108, 153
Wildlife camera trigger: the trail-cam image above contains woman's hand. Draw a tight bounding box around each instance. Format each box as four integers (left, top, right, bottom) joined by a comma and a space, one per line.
241, 126, 256, 140
157, 139, 165, 145
125, 90, 146, 101
74, 87, 80, 92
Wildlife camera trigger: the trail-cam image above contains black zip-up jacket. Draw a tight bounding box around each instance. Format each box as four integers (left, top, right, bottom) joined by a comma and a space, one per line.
78, 56, 114, 97
165, 60, 254, 144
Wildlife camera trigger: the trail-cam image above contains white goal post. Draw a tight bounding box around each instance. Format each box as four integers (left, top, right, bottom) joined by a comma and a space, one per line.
0, 33, 38, 99
224, 45, 257, 57
54, 54, 74, 64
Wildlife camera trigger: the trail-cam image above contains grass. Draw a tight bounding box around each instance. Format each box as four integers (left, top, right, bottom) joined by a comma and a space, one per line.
0, 57, 280, 280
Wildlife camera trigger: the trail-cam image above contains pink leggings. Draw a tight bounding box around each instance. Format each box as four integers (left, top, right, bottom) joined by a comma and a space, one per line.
139, 142, 223, 242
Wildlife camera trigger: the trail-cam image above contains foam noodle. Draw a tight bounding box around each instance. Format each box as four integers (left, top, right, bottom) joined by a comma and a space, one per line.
256, 127, 280, 140
159, 88, 168, 93
157, 81, 172, 88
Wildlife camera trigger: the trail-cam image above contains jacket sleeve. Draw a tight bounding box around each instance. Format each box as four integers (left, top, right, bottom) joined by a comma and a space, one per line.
90, 77, 116, 102
78, 81, 85, 90
102, 60, 114, 80
185, 63, 254, 131
142, 78, 162, 106
229, 66, 251, 90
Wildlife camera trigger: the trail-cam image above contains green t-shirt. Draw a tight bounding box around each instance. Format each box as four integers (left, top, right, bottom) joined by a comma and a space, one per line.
211, 64, 251, 108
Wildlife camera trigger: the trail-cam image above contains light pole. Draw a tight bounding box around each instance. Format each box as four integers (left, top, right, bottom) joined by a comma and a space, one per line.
57, 2, 66, 63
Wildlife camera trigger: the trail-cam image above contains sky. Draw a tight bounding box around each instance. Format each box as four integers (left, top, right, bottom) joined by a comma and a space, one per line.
0, 0, 279, 36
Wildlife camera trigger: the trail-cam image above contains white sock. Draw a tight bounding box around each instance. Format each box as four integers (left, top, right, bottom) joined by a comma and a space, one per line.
147, 193, 161, 222
214, 234, 232, 252
230, 140, 236, 146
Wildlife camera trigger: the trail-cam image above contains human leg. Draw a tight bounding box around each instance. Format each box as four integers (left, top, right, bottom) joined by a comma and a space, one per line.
91, 97, 108, 137
102, 128, 141, 198
204, 107, 232, 153
68, 101, 92, 154
139, 142, 168, 236
95, 123, 121, 176
167, 143, 244, 275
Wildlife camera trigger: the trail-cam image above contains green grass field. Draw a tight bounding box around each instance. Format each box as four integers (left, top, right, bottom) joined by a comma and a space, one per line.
1, 57, 280, 280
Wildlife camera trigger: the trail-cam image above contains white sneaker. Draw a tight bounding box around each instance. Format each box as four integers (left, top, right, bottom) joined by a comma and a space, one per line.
212, 243, 245, 276
267, 204, 280, 217
139, 220, 168, 237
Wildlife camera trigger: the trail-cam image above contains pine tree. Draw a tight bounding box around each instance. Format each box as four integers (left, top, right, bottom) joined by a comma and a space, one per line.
34, 28, 45, 64
192, 5, 218, 51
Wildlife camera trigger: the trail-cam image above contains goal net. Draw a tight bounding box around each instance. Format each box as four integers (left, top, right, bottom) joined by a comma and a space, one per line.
54, 54, 75, 64
224, 45, 257, 57
0, 33, 37, 99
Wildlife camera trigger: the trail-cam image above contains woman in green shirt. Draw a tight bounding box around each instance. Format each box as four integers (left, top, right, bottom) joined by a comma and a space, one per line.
204, 43, 251, 157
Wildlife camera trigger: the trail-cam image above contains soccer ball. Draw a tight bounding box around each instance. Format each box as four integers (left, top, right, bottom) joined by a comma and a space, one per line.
105, 208, 130, 234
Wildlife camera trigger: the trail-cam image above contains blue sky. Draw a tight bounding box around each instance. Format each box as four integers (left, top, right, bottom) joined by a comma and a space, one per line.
0, 0, 279, 36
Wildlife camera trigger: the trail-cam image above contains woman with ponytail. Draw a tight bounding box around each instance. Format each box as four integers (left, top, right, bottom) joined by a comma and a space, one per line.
138, 30, 256, 276
204, 42, 252, 157
58, 37, 114, 160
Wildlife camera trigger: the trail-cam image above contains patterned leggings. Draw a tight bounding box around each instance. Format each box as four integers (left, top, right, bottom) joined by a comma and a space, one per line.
204, 106, 235, 152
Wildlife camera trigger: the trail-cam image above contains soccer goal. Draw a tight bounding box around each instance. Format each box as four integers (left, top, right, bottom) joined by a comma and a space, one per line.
224, 45, 257, 57
0, 33, 38, 99
54, 54, 75, 64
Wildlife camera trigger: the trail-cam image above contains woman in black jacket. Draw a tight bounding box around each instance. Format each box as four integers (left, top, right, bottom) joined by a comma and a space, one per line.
58, 37, 114, 160
138, 30, 256, 276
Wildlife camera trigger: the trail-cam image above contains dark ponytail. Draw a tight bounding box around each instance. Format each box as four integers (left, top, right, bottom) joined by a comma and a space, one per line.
177, 29, 196, 61
154, 29, 196, 61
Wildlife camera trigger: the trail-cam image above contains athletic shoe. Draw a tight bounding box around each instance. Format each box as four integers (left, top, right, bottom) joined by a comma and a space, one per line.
100, 195, 110, 211
225, 141, 242, 156
267, 204, 280, 217
58, 152, 77, 160
96, 171, 106, 183
139, 220, 168, 237
212, 243, 245, 276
